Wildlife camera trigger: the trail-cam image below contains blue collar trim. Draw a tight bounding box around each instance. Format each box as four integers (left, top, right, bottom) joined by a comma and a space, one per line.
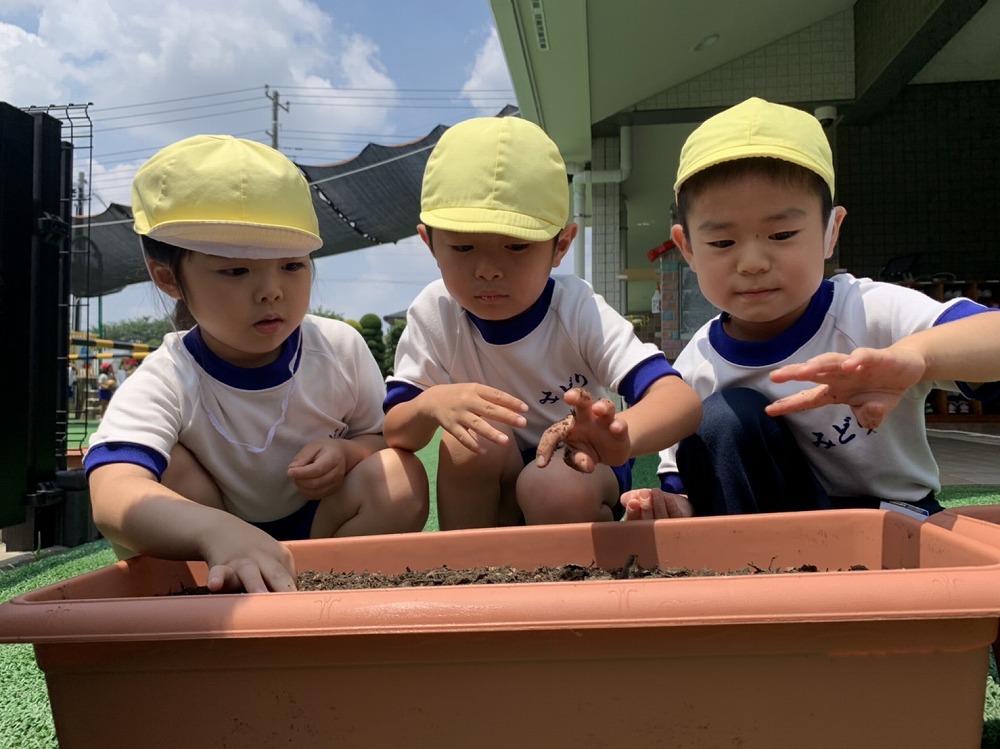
182, 326, 302, 390
467, 277, 555, 344
708, 279, 834, 366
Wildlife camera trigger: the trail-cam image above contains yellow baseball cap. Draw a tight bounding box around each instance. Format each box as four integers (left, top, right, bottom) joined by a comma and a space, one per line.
132, 135, 322, 258
420, 116, 569, 241
674, 97, 835, 199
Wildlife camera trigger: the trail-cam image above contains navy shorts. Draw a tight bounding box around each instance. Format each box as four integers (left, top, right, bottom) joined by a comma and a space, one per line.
249, 500, 321, 541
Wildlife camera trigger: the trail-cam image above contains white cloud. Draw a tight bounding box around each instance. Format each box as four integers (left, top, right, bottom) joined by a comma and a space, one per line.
461, 26, 515, 115
311, 235, 440, 322
1, 0, 515, 326
0, 16, 68, 104
282, 33, 399, 144
2, 1, 398, 173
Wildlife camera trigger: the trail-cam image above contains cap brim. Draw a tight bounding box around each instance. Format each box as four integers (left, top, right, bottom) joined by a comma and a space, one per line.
420, 207, 562, 242
143, 221, 323, 258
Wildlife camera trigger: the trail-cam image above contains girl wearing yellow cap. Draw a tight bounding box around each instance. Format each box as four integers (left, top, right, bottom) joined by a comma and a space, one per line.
85, 135, 428, 592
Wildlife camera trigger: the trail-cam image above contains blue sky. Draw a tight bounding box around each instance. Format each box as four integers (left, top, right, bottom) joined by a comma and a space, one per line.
0, 0, 554, 326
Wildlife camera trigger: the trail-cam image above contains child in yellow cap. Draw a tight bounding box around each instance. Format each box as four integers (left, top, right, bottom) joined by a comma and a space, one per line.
622, 97, 1000, 520
85, 135, 428, 592
383, 116, 702, 529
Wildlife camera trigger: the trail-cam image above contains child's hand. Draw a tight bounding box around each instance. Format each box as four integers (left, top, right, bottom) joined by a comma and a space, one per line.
620, 488, 693, 520
288, 438, 353, 499
767, 347, 925, 429
421, 383, 528, 454
536, 388, 629, 472
201, 521, 297, 593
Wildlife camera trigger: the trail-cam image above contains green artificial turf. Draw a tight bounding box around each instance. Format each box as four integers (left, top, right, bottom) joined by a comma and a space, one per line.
0, 540, 117, 748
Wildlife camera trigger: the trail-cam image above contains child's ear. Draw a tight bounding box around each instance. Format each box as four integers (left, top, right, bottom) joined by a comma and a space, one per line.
824, 206, 848, 259
551, 223, 578, 268
146, 259, 181, 299
671, 224, 695, 270
416, 224, 434, 255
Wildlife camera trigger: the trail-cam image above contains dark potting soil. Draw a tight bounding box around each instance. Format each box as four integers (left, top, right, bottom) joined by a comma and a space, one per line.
170, 556, 869, 595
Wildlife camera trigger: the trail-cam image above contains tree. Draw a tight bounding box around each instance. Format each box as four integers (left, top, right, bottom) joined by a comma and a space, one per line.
358, 313, 388, 377
309, 306, 344, 321
383, 319, 405, 376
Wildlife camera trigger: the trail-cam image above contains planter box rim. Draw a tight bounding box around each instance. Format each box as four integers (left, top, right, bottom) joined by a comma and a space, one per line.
5, 510, 1000, 644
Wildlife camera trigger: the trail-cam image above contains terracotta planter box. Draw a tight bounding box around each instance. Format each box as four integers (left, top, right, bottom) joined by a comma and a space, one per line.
938, 503, 1000, 532
3, 510, 1000, 748
933, 504, 1000, 665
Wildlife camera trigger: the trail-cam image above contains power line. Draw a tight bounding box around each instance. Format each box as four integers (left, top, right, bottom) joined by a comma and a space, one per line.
93, 97, 263, 123
276, 85, 513, 93
280, 129, 426, 138
95, 105, 271, 132
91, 129, 261, 160
284, 92, 511, 103
89, 87, 263, 112
88, 85, 512, 114
289, 101, 509, 110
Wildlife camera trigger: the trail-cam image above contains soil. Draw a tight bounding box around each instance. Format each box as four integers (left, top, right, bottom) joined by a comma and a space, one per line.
170, 556, 869, 595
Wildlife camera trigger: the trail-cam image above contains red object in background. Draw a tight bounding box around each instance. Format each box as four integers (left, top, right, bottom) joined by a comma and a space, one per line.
646, 239, 675, 262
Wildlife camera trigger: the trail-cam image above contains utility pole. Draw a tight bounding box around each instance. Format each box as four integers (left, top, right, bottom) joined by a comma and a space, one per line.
264, 85, 289, 149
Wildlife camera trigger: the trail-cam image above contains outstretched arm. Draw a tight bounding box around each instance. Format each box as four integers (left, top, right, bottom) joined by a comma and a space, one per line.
536, 377, 702, 472
89, 463, 297, 593
767, 312, 1000, 428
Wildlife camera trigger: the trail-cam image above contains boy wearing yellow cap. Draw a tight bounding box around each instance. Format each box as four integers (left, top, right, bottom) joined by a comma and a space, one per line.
622, 97, 1000, 520
383, 116, 702, 529
86, 135, 428, 592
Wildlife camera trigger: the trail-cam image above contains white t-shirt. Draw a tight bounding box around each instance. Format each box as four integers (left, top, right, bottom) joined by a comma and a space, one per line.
659, 274, 1000, 501
386, 275, 679, 452
86, 315, 386, 522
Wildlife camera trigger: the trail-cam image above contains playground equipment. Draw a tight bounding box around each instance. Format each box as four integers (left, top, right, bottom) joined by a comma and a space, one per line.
67, 333, 151, 427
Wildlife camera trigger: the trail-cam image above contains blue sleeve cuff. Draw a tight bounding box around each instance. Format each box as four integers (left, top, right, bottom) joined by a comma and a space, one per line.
660, 472, 685, 494
83, 443, 168, 480
934, 304, 1000, 401
383, 381, 425, 413
619, 354, 680, 406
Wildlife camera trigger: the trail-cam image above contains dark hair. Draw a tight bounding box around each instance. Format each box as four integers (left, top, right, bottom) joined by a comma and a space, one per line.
674, 157, 833, 238
140, 235, 197, 330
424, 225, 563, 250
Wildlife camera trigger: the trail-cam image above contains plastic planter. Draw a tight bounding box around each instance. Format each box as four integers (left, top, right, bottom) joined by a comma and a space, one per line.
933, 504, 1000, 665
3, 509, 1000, 748
937, 503, 1000, 535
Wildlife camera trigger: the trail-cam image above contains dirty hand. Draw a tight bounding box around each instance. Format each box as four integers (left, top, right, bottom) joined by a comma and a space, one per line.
288, 438, 353, 499
620, 488, 692, 520
422, 383, 528, 454
536, 388, 629, 473
766, 347, 925, 430
202, 520, 297, 594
